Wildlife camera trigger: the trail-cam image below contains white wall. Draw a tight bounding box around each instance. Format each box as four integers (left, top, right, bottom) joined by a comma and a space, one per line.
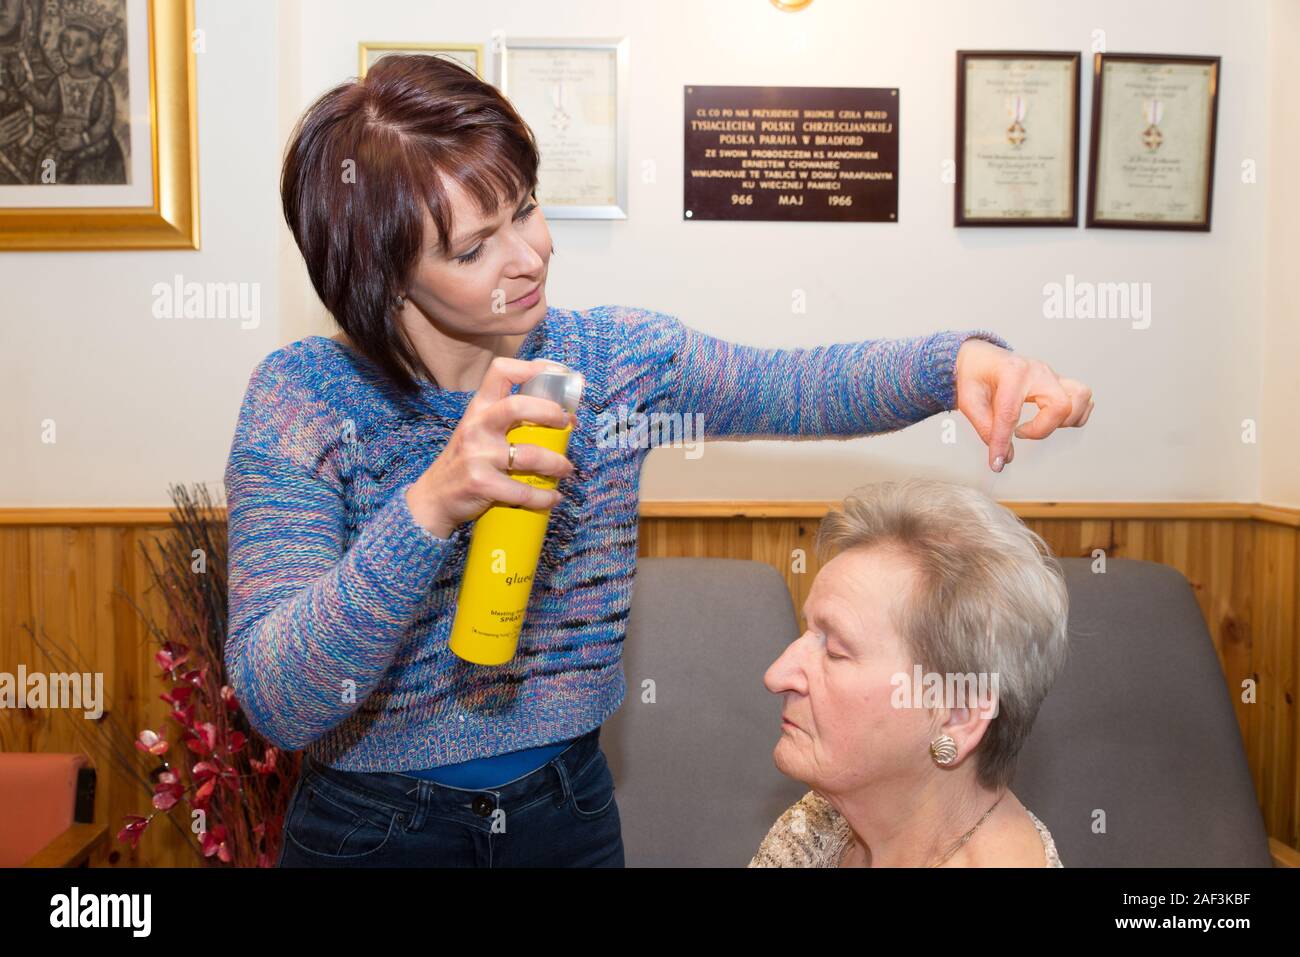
1261, 0, 1300, 507
4, 0, 1294, 507
280, 0, 1282, 503
2, 0, 281, 505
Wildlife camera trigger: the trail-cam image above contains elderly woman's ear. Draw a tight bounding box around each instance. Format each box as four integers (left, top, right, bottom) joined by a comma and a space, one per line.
929, 703, 998, 770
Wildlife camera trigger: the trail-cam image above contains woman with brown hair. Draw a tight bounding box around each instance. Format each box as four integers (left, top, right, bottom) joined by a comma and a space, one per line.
223, 54, 1093, 867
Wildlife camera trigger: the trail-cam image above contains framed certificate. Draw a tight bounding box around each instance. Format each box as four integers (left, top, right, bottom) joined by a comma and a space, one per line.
1086, 53, 1220, 230
496, 36, 628, 220
955, 51, 1080, 227
358, 43, 484, 80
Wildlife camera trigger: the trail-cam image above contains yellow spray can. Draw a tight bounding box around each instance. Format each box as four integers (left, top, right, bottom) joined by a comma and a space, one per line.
448, 364, 585, 665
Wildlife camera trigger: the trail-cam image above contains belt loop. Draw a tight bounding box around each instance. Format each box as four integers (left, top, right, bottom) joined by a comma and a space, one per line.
402, 779, 431, 831
550, 728, 596, 806
549, 751, 574, 808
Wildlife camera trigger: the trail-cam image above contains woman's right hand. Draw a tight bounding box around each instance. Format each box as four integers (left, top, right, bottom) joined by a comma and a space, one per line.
406, 356, 577, 538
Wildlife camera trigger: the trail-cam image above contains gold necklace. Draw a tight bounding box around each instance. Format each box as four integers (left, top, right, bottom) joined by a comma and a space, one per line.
839, 791, 1007, 867
929, 792, 1005, 868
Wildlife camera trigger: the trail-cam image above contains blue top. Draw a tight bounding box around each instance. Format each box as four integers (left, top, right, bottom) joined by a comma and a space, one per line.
223, 304, 1009, 772
404, 737, 578, 788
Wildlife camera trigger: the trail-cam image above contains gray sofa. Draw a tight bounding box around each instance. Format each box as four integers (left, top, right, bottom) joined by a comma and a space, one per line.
601, 557, 1273, 867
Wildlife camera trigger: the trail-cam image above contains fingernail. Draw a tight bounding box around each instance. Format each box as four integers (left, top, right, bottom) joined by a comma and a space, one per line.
992, 455, 1005, 472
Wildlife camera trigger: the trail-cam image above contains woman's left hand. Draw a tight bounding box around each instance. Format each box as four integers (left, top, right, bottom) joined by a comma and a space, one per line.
954, 338, 1094, 472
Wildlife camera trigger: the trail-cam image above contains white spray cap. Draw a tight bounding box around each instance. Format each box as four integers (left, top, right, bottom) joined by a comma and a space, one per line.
520, 362, 585, 414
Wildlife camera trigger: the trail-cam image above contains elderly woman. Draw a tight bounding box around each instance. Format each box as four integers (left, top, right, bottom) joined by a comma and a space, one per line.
751, 479, 1068, 868
226, 53, 1091, 867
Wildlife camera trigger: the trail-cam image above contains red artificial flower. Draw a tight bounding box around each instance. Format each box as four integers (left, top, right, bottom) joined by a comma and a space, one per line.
221, 685, 239, 711
117, 815, 150, 850
160, 685, 195, 707
250, 746, 279, 775
168, 702, 196, 728
135, 729, 169, 756
183, 722, 217, 756
152, 771, 184, 811
200, 824, 232, 863
155, 642, 191, 675
192, 776, 216, 811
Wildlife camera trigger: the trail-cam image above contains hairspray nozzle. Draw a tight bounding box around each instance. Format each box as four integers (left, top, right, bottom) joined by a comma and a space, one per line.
521, 363, 584, 414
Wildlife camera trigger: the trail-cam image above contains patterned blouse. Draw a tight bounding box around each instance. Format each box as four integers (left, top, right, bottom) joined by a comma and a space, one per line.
749, 790, 1064, 868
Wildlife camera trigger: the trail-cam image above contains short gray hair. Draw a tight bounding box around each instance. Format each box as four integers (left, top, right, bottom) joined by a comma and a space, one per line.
815, 479, 1069, 790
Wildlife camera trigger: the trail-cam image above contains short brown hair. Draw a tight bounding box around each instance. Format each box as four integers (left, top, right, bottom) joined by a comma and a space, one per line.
281, 54, 540, 395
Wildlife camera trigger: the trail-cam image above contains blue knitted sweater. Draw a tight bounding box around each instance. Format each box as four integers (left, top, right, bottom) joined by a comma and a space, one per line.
223, 305, 1008, 771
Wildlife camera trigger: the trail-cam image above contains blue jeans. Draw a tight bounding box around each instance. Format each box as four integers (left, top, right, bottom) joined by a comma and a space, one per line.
276, 727, 624, 867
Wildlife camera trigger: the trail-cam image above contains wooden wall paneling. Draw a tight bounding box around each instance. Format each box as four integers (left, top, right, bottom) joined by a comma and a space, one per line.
1251, 523, 1298, 849
2, 505, 1297, 862
754, 518, 818, 631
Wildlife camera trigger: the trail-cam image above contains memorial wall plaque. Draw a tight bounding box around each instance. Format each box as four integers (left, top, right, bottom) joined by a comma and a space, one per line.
684, 85, 899, 222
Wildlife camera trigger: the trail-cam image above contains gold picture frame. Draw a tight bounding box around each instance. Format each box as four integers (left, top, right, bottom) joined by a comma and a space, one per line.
0, 0, 199, 251
357, 42, 485, 80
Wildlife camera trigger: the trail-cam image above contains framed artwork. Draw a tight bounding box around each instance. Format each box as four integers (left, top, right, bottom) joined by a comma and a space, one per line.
358, 42, 484, 80
0, 0, 199, 250
1086, 52, 1220, 230
496, 35, 628, 220
955, 50, 1080, 226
